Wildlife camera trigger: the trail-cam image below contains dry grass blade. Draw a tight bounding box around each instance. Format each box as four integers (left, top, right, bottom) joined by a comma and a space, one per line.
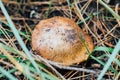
36, 55, 97, 74
0, 66, 17, 80
97, 0, 120, 19
0, 0, 44, 79
0, 45, 23, 72
0, 0, 120, 79
34, 55, 65, 80
97, 40, 120, 80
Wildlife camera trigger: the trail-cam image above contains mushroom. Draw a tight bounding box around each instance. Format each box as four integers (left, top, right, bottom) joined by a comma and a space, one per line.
32, 16, 94, 66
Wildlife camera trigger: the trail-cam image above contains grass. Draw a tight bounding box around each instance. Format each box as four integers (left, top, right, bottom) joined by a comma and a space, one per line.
0, 0, 60, 79
96, 40, 120, 80
0, 0, 45, 79
0, 38, 59, 80
0, 66, 17, 80
0, 0, 120, 80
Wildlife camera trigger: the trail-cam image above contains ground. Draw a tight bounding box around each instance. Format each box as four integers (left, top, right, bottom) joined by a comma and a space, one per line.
0, 0, 120, 80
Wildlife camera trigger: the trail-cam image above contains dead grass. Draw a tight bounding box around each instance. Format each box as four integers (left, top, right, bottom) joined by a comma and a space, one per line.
0, 0, 120, 80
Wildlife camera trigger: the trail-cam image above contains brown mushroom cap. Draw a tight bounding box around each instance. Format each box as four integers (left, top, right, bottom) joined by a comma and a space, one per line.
32, 16, 94, 66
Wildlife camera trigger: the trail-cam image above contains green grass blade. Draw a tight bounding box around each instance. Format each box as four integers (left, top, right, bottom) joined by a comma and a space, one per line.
77, 12, 101, 25
90, 55, 118, 74
98, 0, 120, 19
0, 66, 17, 80
114, 59, 120, 67
0, 42, 59, 80
97, 39, 120, 80
0, 20, 30, 40
0, 0, 44, 79
0, 69, 16, 78
93, 46, 113, 52
45, 0, 52, 18
93, 46, 120, 67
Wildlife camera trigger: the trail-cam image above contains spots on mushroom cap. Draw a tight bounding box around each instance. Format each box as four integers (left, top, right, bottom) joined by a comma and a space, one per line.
65, 29, 78, 44
31, 16, 94, 66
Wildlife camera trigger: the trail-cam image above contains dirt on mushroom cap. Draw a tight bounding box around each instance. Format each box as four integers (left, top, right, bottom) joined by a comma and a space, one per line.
32, 16, 94, 66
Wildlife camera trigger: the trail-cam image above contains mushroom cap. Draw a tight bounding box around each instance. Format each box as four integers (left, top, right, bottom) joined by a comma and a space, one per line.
32, 16, 94, 66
